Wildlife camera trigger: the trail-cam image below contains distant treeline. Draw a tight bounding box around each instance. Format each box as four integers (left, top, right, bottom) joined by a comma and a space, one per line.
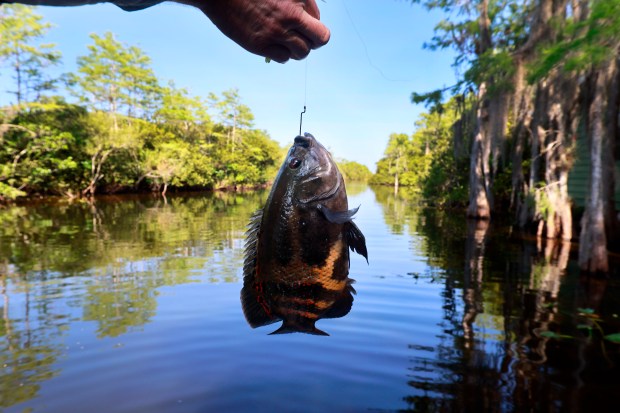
0, 5, 370, 199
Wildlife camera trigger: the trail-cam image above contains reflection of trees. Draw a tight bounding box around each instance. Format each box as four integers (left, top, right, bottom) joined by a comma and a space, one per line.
373, 186, 421, 235
0, 190, 267, 407
0, 274, 64, 408
0, 191, 266, 280
370, 187, 620, 412
462, 220, 488, 347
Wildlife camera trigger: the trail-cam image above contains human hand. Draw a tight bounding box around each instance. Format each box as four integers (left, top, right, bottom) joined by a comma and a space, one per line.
183, 0, 330, 63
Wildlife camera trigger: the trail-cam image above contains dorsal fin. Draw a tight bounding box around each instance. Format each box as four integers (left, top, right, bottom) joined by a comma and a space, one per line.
241, 209, 278, 328
242, 209, 263, 283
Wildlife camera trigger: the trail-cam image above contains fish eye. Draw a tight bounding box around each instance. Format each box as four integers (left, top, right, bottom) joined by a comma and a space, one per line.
289, 157, 302, 169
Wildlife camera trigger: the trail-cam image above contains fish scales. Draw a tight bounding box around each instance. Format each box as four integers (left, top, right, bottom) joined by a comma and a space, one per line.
241, 133, 368, 335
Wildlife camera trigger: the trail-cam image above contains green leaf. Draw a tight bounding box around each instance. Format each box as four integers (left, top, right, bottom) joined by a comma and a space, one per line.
577, 307, 595, 314
604, 333, 620, 343
539, 330, 573, 339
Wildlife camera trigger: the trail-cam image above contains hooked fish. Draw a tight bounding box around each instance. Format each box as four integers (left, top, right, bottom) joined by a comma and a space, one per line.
241, 133, 368, 335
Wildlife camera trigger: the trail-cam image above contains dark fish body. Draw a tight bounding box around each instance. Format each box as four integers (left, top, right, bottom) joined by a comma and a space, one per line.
242, 133, 368, 335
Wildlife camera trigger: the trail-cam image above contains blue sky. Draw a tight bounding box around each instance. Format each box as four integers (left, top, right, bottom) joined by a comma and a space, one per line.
3, 0, 456, 171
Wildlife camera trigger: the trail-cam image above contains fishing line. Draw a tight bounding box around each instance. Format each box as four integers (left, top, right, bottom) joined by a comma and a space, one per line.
299, 58, 308, 135
340, 0, 415, 83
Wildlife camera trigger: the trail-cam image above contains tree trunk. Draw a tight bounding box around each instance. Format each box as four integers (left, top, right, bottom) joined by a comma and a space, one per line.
467, 82, 491, 219
603, 55, 620, 243
394, 173, 399, 195
489, 91, 509, 178
537, 68, 576, 241
579, 64, 612, 273
467, 0, 493, 219
511, 57, 533, 223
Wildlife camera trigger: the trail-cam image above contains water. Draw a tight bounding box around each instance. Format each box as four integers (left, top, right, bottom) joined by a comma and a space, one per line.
1, 185, 619, 412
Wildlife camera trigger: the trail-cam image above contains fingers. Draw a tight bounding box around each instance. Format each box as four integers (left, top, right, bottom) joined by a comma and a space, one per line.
196, 0, 330, 63
295, 10, 330, 51
258, 7, 328, 63
264, 31, 312, 63
305, 0, 321, 19
269, 2, 328, 62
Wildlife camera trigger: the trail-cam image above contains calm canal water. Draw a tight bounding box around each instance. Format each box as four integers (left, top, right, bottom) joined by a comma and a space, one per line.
1, 185, 620, 412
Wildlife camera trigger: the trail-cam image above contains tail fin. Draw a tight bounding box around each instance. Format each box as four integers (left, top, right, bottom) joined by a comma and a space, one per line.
269, 322, 329, 336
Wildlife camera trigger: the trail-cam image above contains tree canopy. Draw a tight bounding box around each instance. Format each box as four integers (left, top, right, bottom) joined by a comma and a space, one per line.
0, 6, 284, 199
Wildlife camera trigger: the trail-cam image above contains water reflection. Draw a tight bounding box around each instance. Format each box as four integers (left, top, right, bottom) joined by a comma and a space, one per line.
0, 191, 265, 408
373, 188, 620, 412
1, 187, 619, 412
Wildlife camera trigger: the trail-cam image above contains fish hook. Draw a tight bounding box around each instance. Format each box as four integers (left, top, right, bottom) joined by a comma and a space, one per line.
299, 105, 306, 136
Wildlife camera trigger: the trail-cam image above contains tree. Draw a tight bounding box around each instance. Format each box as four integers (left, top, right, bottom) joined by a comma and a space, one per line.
0, 5, 61, 104
155, 80, 212, 141
141, 141, 189, 195
337, 159, 373, 183
208, 88, 254, 153
0, 99, 90, 199
409, 0, 619, 272
372, 98, 468, 207
68, 32, 160, 123
81, 112, 143, 196
530, 0, 620, 272
411, 0, 528, 218
384, 133, 411, 193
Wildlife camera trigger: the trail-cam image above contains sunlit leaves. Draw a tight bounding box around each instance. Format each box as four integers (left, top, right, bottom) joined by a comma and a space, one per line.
0, 4, 62, 103
68, 32, 160, 118
373, 96, 467, 206
0, 14, 283, 197
337, 160, 373, 183
529, 0, 620, 83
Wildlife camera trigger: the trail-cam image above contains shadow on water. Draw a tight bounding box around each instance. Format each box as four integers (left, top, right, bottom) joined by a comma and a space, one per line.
371, 186, 620, 412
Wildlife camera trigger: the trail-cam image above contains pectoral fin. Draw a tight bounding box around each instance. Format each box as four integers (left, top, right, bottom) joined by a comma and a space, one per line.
344, 221, 368, 263
318, 204, 359, 224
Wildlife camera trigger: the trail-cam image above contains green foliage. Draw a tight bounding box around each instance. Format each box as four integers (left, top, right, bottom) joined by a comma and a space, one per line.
604, 333, 620, 343
0, 99, 90, 196
67, 32, 160, 118
410, 0, 533, 116
528, 0, 620, 82
373, 97, 468, 206
0, 12, 284, 198
0, 4, 61, 103
337, 159, 373, 183
464, 49, 516, 95
0, 181, 26, 199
